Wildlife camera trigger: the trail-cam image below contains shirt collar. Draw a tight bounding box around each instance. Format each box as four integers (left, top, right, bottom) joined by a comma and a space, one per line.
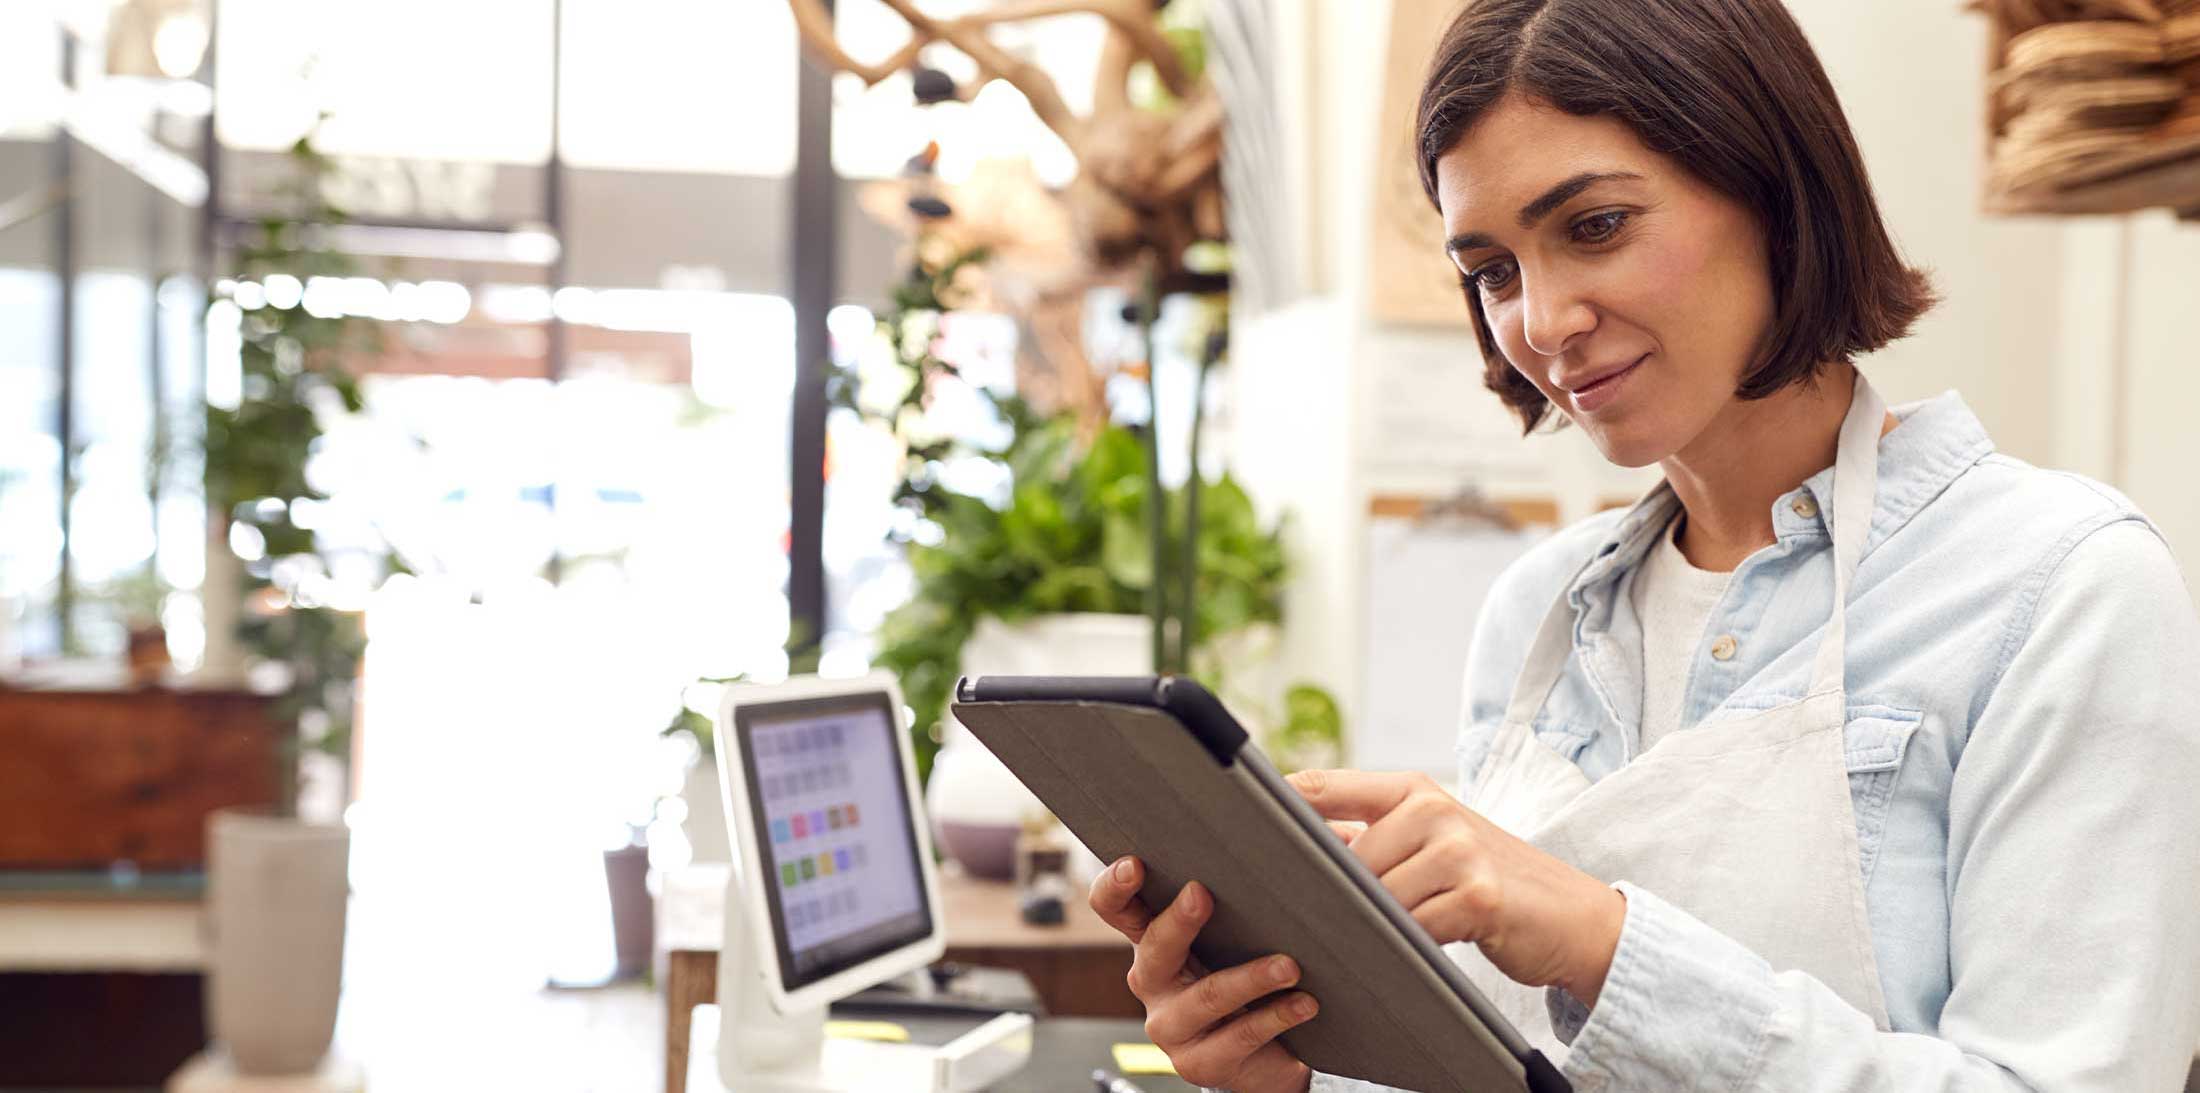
1564, 389, 1995, 611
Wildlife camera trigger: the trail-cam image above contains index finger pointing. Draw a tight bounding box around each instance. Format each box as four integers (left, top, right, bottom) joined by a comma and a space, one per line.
1286, 769, 1420, 823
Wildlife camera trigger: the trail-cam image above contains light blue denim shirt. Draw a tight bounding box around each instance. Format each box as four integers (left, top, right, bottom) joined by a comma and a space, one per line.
1313, 392, 2200, 1092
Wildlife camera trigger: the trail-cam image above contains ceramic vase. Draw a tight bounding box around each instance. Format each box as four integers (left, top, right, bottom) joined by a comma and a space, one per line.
205, 809, 350, 1074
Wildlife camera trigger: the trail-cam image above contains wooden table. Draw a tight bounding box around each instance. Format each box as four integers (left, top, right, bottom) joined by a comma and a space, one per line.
658, 864, 1137, 1093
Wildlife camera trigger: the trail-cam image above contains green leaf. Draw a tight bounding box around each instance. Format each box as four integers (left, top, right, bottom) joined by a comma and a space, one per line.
1100, 508, 1153, 590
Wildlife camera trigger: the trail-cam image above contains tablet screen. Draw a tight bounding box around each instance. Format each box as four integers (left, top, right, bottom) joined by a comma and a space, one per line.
736, 692, 933, 991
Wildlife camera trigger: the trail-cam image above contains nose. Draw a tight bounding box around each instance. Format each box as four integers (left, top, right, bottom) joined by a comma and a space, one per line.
1519, 269, 1597, 359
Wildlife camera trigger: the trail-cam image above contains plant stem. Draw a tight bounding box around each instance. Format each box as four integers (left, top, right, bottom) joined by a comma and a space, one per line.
1139, 267, 1169, 673
1183, 325, 1218, 672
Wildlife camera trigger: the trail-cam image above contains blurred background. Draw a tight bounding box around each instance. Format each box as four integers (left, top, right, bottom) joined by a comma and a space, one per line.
0, 0, 2194, 1089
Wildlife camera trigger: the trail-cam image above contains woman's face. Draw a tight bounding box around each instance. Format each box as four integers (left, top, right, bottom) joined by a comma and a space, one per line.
1434, 94, 1775, 468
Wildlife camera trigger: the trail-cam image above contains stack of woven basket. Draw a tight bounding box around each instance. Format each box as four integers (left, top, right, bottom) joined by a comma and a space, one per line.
1980, 0, 2200, 214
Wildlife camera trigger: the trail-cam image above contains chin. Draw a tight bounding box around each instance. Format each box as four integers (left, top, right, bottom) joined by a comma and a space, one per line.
1577, 419, 1671, 470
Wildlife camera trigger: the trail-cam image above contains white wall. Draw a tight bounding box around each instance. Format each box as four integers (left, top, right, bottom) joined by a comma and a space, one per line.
2112, 213, 2200, 564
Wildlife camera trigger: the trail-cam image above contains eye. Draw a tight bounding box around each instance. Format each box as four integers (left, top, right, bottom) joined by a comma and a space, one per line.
1464, 258, 1517, 295
1572, 209, 1631, 244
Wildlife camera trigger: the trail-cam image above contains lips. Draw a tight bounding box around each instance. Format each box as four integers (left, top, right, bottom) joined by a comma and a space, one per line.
1560, 354, 1649, 395
1559, 352, 1648, 414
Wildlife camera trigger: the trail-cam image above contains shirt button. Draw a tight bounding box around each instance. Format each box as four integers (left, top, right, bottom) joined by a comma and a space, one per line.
1710, 634, 1739, 661
1791, 495, 1819, 520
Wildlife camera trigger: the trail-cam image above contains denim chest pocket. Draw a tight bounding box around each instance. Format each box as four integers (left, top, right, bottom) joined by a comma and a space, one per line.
1528, 675, 1601, 764
1456, 686, 1601, 788
1844, 705, 1922, 887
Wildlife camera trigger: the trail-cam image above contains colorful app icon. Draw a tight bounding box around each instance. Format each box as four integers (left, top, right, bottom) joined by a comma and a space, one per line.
845, 803, 860, 826
781, 863, 798, 888
818, 853, 835, 877
834, 848, 852, 871
791, 813, 808, 838
771, 819, 789, 844
827, 806, 844, 830
799, 857, 815, 881
810, 809, 827, 832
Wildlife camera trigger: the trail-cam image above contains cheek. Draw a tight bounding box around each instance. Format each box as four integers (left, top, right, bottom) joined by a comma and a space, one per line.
1634, 214, 1774, 353
1613, 227, 1720, 325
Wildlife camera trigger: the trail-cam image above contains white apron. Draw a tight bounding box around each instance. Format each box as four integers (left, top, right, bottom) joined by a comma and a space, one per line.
1457, 376, 1894, 1063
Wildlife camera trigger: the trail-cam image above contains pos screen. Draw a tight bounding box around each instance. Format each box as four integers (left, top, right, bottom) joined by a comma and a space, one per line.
736, 692, 933, 992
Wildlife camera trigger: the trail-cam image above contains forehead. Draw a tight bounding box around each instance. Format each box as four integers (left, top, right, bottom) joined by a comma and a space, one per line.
1433, 95, 1665, 231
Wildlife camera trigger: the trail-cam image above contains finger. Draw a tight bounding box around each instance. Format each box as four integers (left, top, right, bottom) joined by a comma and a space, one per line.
1347, 809, 1434, 876
1146, 953, 1301, 1046
1126, 881, 1210, 1000
1380, 846, 1461, 911
1231, 1042, 1314, 1093
1088, 856, 1153, 943
1287, 768, 1420, 822
1325, 820, 1366, 846
1174, 992, 1319, 1085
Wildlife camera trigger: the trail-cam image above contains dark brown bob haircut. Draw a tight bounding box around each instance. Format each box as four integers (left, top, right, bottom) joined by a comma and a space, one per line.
1417, 0, 1936, 432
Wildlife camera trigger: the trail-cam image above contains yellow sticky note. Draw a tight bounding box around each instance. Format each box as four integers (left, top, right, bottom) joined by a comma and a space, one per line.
825, 1020, 910, 1043
1111, 1042, 1177, 1076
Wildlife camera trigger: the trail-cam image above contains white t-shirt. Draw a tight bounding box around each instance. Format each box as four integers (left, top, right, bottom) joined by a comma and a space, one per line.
1629, 514, 1733, 754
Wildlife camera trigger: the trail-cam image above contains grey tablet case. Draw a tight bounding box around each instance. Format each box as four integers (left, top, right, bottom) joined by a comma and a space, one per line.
951, 675, 1568, 1093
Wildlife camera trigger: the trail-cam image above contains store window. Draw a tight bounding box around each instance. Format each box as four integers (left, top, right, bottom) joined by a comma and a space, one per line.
214, 0, 555, 163
558, 0, 798, 176
0, 270, 62, 661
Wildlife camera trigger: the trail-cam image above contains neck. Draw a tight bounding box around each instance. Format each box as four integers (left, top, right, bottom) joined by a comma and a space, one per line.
1661, 364, 1861, 572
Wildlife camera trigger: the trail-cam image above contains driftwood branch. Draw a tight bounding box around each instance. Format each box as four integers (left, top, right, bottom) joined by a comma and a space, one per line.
785, 0, 1228, 279
785, 0, 929, 86
952, 0, 1193, 98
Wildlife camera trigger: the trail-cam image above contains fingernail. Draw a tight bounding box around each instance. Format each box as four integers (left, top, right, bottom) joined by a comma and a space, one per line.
1112, 857, 1134, 883
1268, 957, 1296, 985
1293, 995, 1319, 1021
1183, 882, 1208, 916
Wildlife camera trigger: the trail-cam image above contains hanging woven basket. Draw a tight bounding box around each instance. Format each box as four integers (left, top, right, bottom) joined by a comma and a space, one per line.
1975, 0, 2200, 216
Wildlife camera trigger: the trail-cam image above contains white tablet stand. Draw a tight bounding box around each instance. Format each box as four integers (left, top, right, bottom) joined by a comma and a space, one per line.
709, 672, 1033, 1093
715, 874, 1033, 1093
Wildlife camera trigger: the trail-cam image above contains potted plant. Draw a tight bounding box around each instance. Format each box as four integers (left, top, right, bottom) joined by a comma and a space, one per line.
842, 236, 1343, 879
197, 131, 390, 1076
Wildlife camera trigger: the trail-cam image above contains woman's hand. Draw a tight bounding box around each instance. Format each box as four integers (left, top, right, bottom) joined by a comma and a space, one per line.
1086, 856, 1319, 1093
1289, 769, 1627, 1006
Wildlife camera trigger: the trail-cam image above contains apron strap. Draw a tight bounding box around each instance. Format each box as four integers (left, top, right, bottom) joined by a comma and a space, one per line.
1807, 374, 1886, 697
1502, 582, 1586, 729
1500, 371, 1887, 723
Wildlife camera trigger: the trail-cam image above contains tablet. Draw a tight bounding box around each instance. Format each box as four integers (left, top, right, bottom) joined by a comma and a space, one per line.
951, 675, 1568, 1093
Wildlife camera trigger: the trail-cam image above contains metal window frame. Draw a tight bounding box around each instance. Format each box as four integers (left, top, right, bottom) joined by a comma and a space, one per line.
788, 0, 835, 664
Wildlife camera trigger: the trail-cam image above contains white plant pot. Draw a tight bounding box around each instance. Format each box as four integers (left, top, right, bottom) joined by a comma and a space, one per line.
682, 760, 732, 864
205, 810, 350, 1075
927, 613, 1152, 880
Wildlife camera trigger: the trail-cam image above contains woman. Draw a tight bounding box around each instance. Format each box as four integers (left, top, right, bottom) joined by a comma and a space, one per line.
1087, 0, 2200, 1089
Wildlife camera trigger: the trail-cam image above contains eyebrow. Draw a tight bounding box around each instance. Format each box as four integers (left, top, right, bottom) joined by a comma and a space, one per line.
1443, 170, 1645, 255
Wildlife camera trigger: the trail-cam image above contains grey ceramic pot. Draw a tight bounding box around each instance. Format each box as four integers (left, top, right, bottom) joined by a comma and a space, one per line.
205, 809, 350, 1074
